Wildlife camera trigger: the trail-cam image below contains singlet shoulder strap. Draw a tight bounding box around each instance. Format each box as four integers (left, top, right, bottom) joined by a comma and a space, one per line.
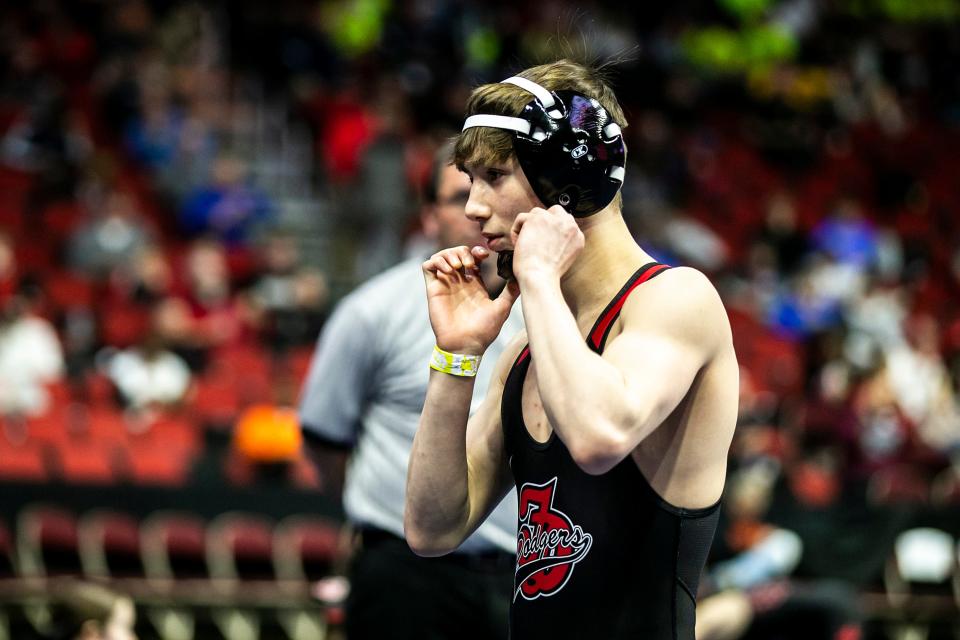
510, 262, 671, 368
513, 344, 531, 368
587, 262, 671, 353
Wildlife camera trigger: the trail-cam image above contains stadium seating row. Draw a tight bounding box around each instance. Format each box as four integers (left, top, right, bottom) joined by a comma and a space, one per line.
0, 505, 345, 640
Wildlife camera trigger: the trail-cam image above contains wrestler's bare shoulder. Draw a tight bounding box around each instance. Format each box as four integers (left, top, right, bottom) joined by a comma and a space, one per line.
619, 266, 732, 351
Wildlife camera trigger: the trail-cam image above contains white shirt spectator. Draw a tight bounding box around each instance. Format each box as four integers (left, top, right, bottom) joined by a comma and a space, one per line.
0, 315, 64, 416
107, 348, 191, 409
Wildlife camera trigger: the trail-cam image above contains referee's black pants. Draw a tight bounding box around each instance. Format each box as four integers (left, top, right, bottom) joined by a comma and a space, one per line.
345, 528, 514, 640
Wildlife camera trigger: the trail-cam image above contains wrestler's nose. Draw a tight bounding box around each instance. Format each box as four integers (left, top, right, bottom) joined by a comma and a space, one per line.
465, 183, 491, 224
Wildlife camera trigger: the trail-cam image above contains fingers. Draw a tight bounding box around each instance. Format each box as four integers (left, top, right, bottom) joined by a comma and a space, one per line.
510, 212, 531, 245
510, 206, 557, 245
470, 245, 490, 262
423, 246, 486, 280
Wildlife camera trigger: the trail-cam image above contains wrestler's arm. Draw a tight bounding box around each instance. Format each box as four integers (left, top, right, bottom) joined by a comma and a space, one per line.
404, 245, 522, 557
404, 335, 522, 556
520, 266, 732, 475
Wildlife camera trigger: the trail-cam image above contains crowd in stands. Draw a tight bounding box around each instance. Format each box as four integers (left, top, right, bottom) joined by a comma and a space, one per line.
0, 0, 958, 638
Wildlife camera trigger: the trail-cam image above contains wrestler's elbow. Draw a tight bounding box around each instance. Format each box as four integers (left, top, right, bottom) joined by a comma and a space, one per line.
404, 525, 458, 557
403, 511, 460, 557
567, 424, 632, 476
567, 401, 655, 475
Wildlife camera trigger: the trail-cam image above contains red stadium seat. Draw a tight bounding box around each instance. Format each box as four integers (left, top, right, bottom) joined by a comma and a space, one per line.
191, 376, 241, 425
81, 372, 117, 407
207, 512, 276, 583
24, 404, 72, 446
206, 512, 276, 640
41, 202, 85, 241
16, 504, 82, 577
83, 407, 130, 444
124, 442, 193, 487
0, 440, 50, 483
43, 270, 95, 311
52, 439, 120, 485
78, 509, 144, 578
273, 515, 342, 584
140, 511, 208, 582
15, 241, 55, 274
213, 345, 275, 404
274, 515, 346, 639
99, 303, 150, 348
0, 192, 25, 232
286, 346, 316, 388
0, 520, 14, 577
140, 414, 200, 453
140, 511, 206, 639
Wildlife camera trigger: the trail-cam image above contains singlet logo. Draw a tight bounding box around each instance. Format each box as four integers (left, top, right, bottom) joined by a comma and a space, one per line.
571, 144, 588, 159
515, 477, 593, 602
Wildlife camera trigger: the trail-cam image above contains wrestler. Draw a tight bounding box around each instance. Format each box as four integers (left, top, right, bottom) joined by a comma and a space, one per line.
405, 58, 739, 639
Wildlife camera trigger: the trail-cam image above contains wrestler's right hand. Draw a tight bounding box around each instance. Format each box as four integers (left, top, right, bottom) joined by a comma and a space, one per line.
423, 245, 520, 355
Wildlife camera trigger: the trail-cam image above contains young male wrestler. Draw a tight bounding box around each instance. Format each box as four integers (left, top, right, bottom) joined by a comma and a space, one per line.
405, 59, 738, 639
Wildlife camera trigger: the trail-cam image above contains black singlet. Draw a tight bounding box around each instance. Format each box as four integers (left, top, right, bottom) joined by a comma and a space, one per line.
502, 262, 720, 640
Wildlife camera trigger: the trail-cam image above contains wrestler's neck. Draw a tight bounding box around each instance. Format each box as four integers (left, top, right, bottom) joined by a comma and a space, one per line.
559, 205, 654, 318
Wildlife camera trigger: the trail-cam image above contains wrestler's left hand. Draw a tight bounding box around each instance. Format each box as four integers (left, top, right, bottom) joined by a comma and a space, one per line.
509, 205, 584, 284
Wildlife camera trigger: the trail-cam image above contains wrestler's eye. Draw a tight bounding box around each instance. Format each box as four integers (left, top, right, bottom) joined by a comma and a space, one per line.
486, 169, 503, 183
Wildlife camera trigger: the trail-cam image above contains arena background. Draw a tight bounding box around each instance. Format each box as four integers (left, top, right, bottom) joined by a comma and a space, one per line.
0, 0, 958, 638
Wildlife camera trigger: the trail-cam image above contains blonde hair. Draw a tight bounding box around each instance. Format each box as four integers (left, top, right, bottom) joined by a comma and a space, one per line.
455, 59, 627, 209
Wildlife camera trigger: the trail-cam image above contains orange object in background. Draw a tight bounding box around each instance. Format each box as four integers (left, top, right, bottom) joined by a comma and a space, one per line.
233, 405, 302, 463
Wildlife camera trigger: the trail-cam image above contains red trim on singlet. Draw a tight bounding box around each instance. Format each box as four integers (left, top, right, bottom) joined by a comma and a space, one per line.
512, 263, 670, 368
517, 346, 531, 366
588, 263, 670, 350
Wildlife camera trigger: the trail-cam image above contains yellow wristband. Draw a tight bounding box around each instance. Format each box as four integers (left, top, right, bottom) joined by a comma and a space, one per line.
429, 345, 481, 377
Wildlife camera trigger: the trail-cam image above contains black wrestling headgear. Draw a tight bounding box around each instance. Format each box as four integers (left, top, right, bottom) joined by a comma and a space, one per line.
461, 76, 626, 218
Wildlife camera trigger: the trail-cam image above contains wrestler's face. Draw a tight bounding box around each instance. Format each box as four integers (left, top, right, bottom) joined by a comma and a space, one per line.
462, 156, 542, 253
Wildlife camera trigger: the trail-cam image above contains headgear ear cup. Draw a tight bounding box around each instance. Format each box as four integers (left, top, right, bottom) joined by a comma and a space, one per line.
511, 90, 626, 217
462, 77, 627, 280
462, 79, 626, 216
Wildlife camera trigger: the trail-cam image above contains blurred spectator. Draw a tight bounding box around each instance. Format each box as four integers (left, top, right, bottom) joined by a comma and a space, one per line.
48, 580, 137, 640
349, 78, 416, 279
846, 356, 942, 479
697, 463, 862, 640
101, 328, 192, 413
109, 244, 175, 306
252, 233, 329, 351
0, 83, 90, 187
883, 315, 960, 457
811, 197, 878, 271
0, 282, 64, 417
68, 189, 154, 280
661, 211, 730, 272
756, 191, 807, 278
123, 64, 184, 171
767, 267, 844, 339
153, 239, 256, 370
180, 154, 273, 247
